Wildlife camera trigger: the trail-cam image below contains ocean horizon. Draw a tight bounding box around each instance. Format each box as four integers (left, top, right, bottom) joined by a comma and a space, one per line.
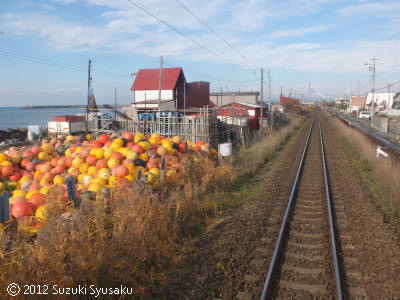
0, 106, 88, 130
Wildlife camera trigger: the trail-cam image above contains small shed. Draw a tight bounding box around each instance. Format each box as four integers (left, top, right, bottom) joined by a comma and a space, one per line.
218, 102, 268, 130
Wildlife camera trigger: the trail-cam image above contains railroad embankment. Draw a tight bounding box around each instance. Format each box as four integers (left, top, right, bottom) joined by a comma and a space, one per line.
323, 112, 400, 298
162, 109, 400, 299
328, 112, 400, 218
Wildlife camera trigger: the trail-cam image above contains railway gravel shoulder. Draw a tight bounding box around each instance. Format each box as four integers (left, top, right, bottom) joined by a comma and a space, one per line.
323, 114, 400, 299
156, 119, 311, 299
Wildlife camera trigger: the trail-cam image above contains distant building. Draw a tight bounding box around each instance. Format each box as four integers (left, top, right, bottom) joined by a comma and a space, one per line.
130, 67, 210, 110
335, 98, 349, 106
271, 103, 284, 113
349, 96, 366, 111
209, 91, 259, 107
393, 92, 400, 109
217, 102, 268, 130
366, 92, 395, 109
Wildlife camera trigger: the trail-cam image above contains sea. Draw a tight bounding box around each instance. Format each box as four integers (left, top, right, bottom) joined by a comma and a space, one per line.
0, 107, 88, 130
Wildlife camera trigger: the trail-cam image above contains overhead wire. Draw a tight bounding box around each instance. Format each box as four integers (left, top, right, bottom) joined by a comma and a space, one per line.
374, 80, 400, 91
174, 0, 259, 69
0, 49, 131, 78
126, 0, 255, 74
1, 32, 133, 78
0, 50, 86, 71
1, 31, 77, 46
164, 61, 258, 84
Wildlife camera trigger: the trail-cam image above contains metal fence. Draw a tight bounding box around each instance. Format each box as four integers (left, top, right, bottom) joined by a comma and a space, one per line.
389, 119, 400, 137
87, 106, 291, 149
88, 107, 255, 148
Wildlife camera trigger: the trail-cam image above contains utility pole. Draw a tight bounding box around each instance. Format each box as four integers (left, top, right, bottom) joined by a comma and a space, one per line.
158, 56, 163, 111
85, 59, 92, 132
308, 81, 311, 103
220, 86, 222, 107
183, 77, 186, 115
114, 87, 117, 129
357, 79, 360, 98
268, 69, 272, 129
260, 67, 264, 132
365, 57, 378, 119
350, 82, 353, 110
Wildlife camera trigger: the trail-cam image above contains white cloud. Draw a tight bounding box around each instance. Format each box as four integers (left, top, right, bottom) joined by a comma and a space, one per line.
269, 24, 337, 39
51, 0, 81, 3
3, 13, 108, 50
339, 1, 400, 16
2, 0, 400, 100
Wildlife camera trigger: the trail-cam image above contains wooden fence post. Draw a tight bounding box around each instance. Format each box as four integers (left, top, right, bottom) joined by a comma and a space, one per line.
102, 187, 111, 211
65, 176, 79, 208
0, 194, 3, 223
0, 192, 10, 223
160, 156, 166, 183
136, 168, 142, 182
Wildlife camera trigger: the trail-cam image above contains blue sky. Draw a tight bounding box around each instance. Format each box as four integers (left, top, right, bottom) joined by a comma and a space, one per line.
0, 0, 400, 106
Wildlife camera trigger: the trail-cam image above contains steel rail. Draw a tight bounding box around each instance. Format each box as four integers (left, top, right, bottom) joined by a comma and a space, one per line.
260, 114, 344, 299
319, 119, 343, 300
260, 115, 315, 300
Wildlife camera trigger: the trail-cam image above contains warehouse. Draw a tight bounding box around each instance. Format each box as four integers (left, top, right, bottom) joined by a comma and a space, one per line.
210, 91, 260, 107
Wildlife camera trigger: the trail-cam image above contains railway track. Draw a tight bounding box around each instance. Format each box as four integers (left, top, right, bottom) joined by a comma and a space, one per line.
259, 115, 343, 299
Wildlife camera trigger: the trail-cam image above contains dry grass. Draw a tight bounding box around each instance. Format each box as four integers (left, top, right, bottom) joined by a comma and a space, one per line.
325, 113, 400, 217
234, 113, 305, 176
0, 114, 305, 298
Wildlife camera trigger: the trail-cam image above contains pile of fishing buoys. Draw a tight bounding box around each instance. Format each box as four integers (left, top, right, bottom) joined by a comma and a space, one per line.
0, 132, 217, 234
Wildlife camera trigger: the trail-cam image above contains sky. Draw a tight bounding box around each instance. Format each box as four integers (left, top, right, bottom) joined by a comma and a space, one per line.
0, 0, 400, 106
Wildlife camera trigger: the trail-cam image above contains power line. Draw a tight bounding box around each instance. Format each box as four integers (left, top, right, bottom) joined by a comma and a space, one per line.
0, 49, 131, 78
1, 31, 75, 46
174, 0, 258, 68
0, 50, 86, 71
126, 0, 253, 73
375, 80, 400, 91
163, 59, 258, 85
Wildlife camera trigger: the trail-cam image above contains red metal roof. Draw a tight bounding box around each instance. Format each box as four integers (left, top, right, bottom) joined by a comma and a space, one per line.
218, 103, 249, 116
131, 68, 183, 90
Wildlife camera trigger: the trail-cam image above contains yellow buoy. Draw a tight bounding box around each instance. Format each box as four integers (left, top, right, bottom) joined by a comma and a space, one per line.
35, 205, 47, 222
88, 183, 102, 194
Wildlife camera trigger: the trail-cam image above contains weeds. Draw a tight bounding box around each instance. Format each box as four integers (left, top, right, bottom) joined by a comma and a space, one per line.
326, 114, 400, 218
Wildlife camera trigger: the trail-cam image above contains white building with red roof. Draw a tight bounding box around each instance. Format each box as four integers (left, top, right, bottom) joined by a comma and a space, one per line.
131, 67, 210, 110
